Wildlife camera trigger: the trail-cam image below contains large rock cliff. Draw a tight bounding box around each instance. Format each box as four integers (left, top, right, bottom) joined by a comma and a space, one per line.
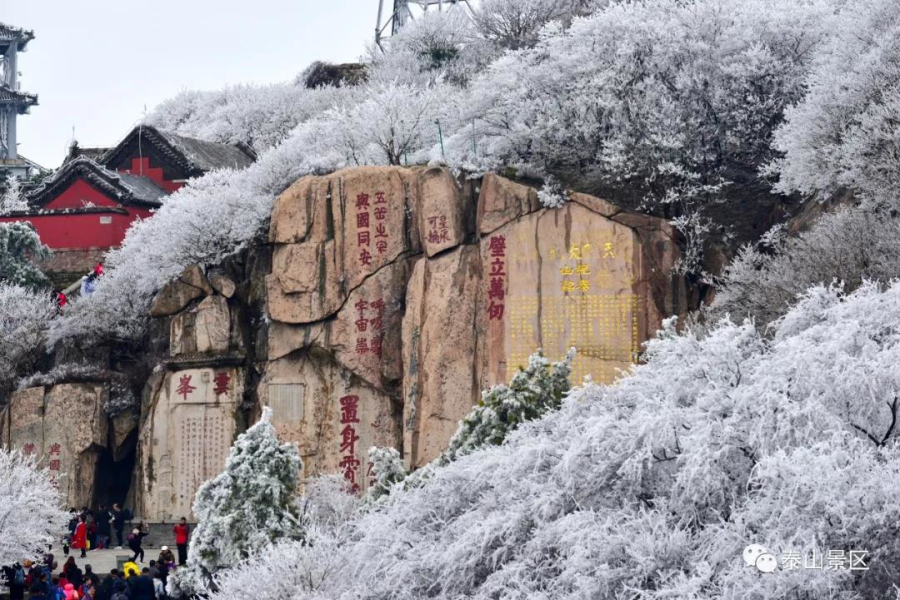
0, 166, 689, 518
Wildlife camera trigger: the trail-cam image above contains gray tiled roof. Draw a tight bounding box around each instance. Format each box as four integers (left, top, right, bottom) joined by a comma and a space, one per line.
63, 146, 112, 165
155, 130, 256, 172
27, 156, 166, 208
100, 125, 257, 178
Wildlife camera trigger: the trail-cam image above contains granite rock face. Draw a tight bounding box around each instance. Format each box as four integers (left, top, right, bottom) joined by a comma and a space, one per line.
1, 384, 108, 508
149, 265, 213, 318
3, 166, 686, 511
265, 166, 686, 472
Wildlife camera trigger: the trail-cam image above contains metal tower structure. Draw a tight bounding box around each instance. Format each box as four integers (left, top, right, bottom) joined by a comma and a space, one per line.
376, 0, 475, 49
0, 22, 37, 173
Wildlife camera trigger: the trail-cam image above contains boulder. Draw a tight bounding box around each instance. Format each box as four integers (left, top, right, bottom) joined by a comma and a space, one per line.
111, 410, 140, 461
5, 387, 44, 456
209, 274, 237, 298
477, 202, 644, 389
149, 265, 213, 317
267, 167, 422, 325
477, 173, 540, 235
417, 167, 466, 257
170, 295, 231, 357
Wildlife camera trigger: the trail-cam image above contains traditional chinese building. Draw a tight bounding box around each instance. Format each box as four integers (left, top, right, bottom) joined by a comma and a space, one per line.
0, 22, 42, 179
0, 125, 256, 286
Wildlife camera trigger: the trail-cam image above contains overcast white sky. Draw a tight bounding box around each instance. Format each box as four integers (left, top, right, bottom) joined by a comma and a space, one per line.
1, 0, 374, 168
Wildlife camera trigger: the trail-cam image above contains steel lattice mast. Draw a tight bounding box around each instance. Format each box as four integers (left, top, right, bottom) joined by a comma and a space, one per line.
376, 0, 475, 48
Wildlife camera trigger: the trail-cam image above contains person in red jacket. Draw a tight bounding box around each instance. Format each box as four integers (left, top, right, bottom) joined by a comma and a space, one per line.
173, 518, 190, 566
71, 516, 88, 558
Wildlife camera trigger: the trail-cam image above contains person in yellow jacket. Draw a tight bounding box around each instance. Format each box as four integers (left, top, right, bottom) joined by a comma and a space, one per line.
121, 562, 140, 579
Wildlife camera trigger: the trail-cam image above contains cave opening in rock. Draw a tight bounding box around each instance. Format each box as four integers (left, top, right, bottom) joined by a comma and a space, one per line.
92, 430, 137, 509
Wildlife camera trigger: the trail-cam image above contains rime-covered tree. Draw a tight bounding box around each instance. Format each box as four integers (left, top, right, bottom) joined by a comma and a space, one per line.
0, 174, 28, 214
472, 0, 581, 50
0, 222, 50, 288
771, 0, 900, 208
442, 348, 573, 463
0, 284, 54, 395
168, 408, 303, 597
0, 449, 69, 566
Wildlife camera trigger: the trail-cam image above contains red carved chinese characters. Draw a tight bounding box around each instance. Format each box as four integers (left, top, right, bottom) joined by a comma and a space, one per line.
356, 192, 388, 266
176, 374, 196, 400
339, 395, 361, 494
427, 215, 450, 245
374, 192, 389, 254
48, 441, 61, 490
488, 235, 507, 321
213, 372, 231, 396
370, 299, 386, 357
354, 297, 387, 357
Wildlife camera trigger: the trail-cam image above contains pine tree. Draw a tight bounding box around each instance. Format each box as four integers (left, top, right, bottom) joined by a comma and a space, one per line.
369, 349, 575, 498
442, 348, 574, 462
168, 408, 303, 596
365, 447, 408, 503
0, 222, 50, 288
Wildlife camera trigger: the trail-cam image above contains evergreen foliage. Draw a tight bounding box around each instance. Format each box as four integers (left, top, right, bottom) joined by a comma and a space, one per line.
168, 407, 303, 596
0, 222, 50, 288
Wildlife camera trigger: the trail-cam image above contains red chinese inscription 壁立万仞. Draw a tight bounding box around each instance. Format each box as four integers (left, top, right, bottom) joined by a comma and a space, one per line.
488, 235, 507, 321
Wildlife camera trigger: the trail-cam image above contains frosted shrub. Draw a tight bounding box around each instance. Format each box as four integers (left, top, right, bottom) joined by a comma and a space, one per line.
0, 222, 50, 288
365, 447, 407, 502
710, 207, 900, 327
537, 176, 567, 209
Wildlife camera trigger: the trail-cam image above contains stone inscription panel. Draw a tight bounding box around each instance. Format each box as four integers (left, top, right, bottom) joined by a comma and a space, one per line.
485, 203, 646, 386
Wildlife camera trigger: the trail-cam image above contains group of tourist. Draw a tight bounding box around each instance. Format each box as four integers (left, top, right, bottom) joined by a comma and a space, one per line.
61, 504, 130, 558
2, 515, 192, 600
5, 556, 174, 600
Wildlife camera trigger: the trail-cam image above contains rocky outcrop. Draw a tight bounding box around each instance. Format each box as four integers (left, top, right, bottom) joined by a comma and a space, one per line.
149, 265, 213, 318
0, 384, 108, 508
4, 166, 688, 512
265, 166, 687, 474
